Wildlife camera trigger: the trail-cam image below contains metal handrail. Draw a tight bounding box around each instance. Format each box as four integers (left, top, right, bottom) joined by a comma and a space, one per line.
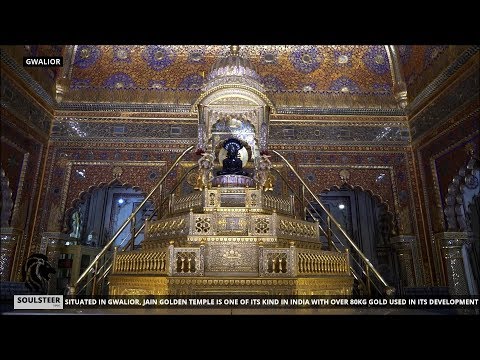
77, 163, 200, 294
304, 203, 381, 294
121, 164, 199, 251
303, 200, 384, 294
74, 145, 194, 290
272, 149, 393, 294
271, 167, 370, 293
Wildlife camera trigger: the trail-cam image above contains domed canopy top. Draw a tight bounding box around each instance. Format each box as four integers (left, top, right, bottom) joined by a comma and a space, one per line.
205, 45, 263, 89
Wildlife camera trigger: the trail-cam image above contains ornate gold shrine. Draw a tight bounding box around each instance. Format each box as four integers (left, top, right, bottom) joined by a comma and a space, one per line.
109, 185, 352, 295
108, 46, 353, 296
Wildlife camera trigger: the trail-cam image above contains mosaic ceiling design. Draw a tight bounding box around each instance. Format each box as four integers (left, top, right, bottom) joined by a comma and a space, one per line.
69, 45, 394, 95
398, 45, 469, 100
1, 45, 470, 109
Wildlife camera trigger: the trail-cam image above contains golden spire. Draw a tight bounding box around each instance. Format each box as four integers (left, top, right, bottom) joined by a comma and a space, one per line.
230, 45, 240, 56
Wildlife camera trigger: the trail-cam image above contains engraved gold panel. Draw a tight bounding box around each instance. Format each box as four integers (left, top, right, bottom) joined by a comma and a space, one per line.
109, 275, 353, 296
260, 247, 295, 277
195, 216, 212, 234
206, 243, 258, 273
252, 216, 271, 235
216, 213, 248, 235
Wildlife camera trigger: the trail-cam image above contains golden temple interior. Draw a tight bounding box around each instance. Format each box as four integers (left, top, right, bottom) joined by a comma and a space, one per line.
0, 45, 479, 314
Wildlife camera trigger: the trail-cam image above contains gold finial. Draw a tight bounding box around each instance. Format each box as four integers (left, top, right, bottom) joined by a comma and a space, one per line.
230, 45, 240, 56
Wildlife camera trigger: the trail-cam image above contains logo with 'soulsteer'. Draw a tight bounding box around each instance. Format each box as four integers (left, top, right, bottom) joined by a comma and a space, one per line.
14, 295, 64, 310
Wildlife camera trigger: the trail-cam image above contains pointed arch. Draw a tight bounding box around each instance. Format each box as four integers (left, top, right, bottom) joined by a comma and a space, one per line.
63, 179, 145, 235
321, 183, 396, 236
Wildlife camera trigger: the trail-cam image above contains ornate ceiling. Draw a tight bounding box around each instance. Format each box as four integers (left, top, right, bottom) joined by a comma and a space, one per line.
1, 45, 470, 112
69, 45, 394, 94
399, 45, 470, 101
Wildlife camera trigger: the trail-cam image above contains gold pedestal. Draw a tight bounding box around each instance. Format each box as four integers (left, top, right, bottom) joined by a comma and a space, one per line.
110, 185, 353, 296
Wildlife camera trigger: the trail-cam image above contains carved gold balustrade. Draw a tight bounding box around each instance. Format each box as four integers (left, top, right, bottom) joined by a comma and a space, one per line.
297, 250, 350, 275
113, 250, 168, 274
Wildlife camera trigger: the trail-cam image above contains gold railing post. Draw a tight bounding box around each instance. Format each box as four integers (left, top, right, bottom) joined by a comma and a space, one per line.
167, 241, 175, 276
158, 184, 163, 217
91, 261, 99, 296
258, 241, 264, 276
130, 217, 136, 251
290, 241, 297, 277
327, 216, 333, 251
365, 262, 371, 296
301, 185, 306, 220
345, 248, 350, 274
113, 246, 118, 273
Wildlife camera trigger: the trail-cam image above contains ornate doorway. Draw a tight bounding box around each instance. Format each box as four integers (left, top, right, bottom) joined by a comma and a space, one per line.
309, 185, 398, 289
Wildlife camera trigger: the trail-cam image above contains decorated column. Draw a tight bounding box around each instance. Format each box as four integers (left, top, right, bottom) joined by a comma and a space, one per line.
390, 235, 416, 287
435, 232, 469, 295
0, 227, 23, 281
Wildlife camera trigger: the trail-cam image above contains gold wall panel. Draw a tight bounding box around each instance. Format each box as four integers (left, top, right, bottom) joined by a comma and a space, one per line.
206, 243, 259, 273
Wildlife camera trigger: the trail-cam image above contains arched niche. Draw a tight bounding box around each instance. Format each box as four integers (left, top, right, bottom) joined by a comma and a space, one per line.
312, 184, 400, 289
64, 179, 147, 248
194, 86, 274, 158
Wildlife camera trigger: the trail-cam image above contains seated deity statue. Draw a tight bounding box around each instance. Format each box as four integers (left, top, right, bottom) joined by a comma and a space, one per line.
217, 139, 249, 176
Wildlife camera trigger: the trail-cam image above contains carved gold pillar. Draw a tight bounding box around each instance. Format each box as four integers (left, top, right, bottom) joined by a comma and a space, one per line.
0, 227, 23, 281
391, 235, 416, 287
435, 232, 469, 295
43, 232, 69, 294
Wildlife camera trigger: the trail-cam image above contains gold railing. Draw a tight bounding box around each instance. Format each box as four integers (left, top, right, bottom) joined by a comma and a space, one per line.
144, 214, 190, 243
124, 164, 199, 250
73, 145, 195, 295
263, 193, 294, 215
276, 214, 319, 241
113, 250, 168, 274
259, 245, 350, 278
297, 250, 350, 275
170, 192, 203, 214
271, 150, 395, 296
